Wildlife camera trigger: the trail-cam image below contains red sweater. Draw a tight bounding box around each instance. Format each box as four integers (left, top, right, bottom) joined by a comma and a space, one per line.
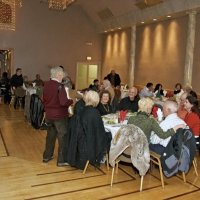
184, 112, 200, 136
43, 80, 73, 120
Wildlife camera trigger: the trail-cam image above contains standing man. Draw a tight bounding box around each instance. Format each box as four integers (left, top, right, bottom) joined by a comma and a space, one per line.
43, 66, 73, 166
107, 70, 121, 87
10, 68, 24, 108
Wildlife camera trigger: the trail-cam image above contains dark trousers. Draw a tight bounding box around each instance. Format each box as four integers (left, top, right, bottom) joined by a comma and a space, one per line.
43, 117, 68, 163
149, 143, 165, 155
14, 96, 25, 108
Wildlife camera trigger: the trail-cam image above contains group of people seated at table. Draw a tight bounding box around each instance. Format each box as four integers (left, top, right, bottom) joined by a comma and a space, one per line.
0, 68, 44, 108
42, 67, 200, 170
65, 79, 199, 168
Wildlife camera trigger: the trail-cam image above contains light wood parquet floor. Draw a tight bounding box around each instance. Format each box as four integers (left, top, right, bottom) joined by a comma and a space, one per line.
0, 104, 200, 200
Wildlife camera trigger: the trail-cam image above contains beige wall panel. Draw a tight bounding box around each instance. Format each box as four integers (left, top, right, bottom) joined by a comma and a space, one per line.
192, 13, 200, 94
101, 28, 131, 84
135, 16, 188, 89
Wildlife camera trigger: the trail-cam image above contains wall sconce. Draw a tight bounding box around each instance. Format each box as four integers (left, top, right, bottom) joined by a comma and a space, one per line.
86, 56, 92, 61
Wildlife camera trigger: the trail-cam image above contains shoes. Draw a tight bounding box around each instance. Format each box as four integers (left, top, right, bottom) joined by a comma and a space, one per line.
43, 156, 53, 163
57, 162, 69, 167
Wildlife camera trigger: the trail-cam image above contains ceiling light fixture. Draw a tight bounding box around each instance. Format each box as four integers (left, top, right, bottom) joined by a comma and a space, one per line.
48, 0, 75, 11
0, 0, 22, 31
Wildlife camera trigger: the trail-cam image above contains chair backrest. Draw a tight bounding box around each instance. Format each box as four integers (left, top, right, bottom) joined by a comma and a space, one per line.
160, 128, 196, 177
118, 146, 132, 163
30, 94, 44, 129
15, 87, 26, 97
109, 124, 150, 176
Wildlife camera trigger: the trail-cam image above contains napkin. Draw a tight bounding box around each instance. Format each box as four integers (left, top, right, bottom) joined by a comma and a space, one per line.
119, 110, 128, 122
152, 106, 158, 118
157, 108, 163, 122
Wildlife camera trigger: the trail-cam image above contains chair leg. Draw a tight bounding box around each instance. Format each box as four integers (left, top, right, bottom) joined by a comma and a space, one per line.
111, 166, 115, 187
106, 153, 109, 171
140, 176, 144, 192
182, 172, 186, 183
116, 162, 119, 174
158, 159, 165, 188
83, 160, 90, 174
193, 158, 198, 176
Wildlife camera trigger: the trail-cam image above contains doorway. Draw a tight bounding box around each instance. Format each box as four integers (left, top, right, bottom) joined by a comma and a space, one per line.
0, 49, 13, 78
76, 62, 101, 90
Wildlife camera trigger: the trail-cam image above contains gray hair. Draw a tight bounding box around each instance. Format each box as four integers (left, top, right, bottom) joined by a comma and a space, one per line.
103, 79, 111, 88
163, 100, 178, 114
50, 66, 65, 79
62, 76, 72, 89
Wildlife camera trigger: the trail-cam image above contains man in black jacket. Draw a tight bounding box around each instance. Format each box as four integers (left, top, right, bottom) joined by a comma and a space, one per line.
10, 68, 24, 109
107, 70, 121, 87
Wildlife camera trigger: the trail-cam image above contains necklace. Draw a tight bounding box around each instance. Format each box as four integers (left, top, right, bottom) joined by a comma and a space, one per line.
102, 104, 110, 112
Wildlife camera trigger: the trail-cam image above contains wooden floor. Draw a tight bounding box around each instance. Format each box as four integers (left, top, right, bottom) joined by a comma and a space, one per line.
0, 105, 200, 200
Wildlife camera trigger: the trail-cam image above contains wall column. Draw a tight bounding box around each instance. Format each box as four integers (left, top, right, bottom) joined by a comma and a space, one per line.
129, 25, 136, 87
184, 11, 197, 87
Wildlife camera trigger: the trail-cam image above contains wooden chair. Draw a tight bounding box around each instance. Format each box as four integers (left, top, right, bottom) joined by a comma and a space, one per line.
150, 151, 198, 187
110, 147, 144, 192
150, 151, 165, 188
82, 152, 109, 174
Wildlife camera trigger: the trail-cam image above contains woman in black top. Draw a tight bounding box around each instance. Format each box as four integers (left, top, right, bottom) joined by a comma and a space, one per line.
97, 90, 113, 116
174, 83, 182, 95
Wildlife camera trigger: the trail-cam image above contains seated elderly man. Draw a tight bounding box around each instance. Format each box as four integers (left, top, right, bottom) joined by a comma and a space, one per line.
118, 87, 139, 112
150, 100, 186, 154
139, 82, 154, 98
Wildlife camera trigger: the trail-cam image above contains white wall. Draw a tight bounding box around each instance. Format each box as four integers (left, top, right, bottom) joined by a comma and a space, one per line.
0, 0, 102, 82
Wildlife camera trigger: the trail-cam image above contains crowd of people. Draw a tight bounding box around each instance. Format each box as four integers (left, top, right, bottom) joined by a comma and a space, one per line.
40, 67, 200, 170
1, 67, 199, 170
0, 68, 44, 108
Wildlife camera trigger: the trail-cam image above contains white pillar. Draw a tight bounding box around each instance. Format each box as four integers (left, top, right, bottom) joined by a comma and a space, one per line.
129, 25, 136, 87
184, 11, 197, 87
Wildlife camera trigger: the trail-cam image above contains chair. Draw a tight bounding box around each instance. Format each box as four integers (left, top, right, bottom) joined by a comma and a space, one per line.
150, 151, 198, 188
110, 147, 144, 191
14, 87, 26, 109
82, 152, 109, 174
195, 136, 200, 155
150, 151, 165, 188
109, 124, 150, 192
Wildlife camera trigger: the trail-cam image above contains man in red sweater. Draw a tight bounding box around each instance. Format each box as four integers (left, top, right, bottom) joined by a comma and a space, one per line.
43, 66, 73, 166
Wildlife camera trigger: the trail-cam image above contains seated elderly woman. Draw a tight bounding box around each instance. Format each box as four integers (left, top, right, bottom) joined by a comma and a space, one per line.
102, 79, 115, 103
97, 90, 113, 116
67, 90, 111, 169
128, 98, 184, 142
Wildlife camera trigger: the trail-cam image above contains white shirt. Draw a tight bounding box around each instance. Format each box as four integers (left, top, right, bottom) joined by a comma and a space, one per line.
150, 113, 186, 147
139, 86, 153, 98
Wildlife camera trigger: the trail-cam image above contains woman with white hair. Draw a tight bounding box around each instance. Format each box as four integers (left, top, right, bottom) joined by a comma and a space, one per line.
102, 79, 115, 103
128, 98, 184, 142
68, 90, 110, 169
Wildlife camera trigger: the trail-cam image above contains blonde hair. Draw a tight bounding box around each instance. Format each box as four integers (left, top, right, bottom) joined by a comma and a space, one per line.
84, 90, 100, 107
138, 97, 154, 113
